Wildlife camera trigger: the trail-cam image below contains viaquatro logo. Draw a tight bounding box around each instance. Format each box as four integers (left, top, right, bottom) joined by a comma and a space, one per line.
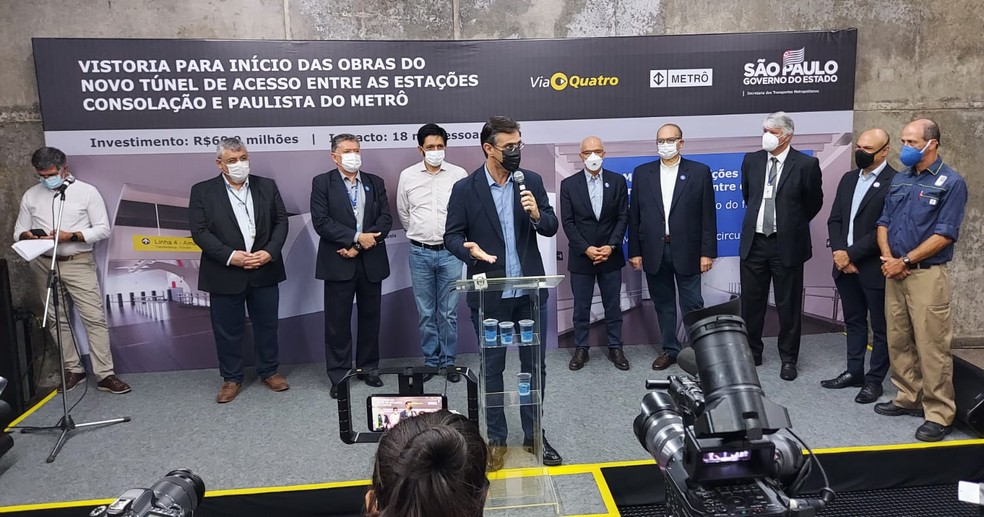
743, 48, 839, 86
530, 71, 619, 91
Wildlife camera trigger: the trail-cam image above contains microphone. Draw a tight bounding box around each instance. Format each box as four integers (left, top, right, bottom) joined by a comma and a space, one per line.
513, 171, 531, 213
677, 347, 698, 376
52, 177, 74, 198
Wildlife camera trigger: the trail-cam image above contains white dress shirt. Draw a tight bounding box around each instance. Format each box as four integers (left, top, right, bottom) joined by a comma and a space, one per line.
755, 146, 791, 233
224, 176, 255, 265
396, 160, 467, 245
14, 178, 110, 256
659, 160, 680, 235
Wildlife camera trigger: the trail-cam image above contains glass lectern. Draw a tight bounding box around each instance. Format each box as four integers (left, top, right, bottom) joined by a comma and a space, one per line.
454, 274, 564, 515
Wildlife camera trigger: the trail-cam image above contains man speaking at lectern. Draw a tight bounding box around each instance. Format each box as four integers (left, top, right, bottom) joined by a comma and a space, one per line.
445, 115, 563, 469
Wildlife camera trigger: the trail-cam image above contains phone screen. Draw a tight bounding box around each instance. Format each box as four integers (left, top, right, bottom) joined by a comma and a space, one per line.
367, 394, 447, 432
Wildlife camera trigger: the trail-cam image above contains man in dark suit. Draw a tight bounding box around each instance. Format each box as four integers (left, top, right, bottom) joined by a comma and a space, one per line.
189, 137, 290, 403
739, 112, 823, 381
628, 124, 717, 370
445, 115, 563, 469
311, 134, 392, 398
561, 136, 629, 371
823, 128, 896, 404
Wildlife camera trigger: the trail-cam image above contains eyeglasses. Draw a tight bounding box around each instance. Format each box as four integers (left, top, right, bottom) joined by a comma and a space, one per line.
221, 156, 249, 165
579, 149, 605, 156
656, 138, 681, 145
494, 142, 525, 153
35, 167, 64, 179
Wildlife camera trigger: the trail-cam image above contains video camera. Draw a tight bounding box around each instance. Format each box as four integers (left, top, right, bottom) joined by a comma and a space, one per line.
634, 299, 835, 516
90, 469, 204, 517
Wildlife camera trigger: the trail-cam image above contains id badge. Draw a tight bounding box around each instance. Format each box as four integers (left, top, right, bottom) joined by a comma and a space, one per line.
763, 185, 775, 199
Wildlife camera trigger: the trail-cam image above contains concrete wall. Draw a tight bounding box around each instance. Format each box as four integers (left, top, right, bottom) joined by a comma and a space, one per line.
1, 0, 981, 339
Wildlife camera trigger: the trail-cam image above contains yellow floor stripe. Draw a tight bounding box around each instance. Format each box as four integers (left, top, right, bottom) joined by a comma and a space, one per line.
4, 440, 983, 513
4, 390, 57, 432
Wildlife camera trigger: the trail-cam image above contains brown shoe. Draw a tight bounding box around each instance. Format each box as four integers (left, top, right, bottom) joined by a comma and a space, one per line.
608, 348, 630, 371
262, 373, 289, 392
488, 444, 507, 472
58, 371, 86, 393
216, 381, 242, 403
569, 348, 589, 371
652, 352, 676, 370
96, 375, 131, 394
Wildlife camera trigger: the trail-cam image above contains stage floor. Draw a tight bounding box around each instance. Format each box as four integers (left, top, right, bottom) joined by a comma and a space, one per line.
1, 333, 981, 515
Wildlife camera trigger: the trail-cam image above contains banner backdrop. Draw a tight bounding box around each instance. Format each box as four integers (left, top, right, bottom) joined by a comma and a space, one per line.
31, 30, 857, 373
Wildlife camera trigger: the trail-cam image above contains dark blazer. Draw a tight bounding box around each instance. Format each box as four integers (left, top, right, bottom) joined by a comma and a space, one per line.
627, 157, 717, 277
739, 148, 823, 266
189, 174, 288, 295
827, 164, 898, 289
560, 169, 628, 274
444, 167, 559, 310
311, 169, 392, 282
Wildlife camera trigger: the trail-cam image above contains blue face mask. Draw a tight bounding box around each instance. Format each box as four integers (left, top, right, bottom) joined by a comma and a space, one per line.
899, 140, 932, 168
40, 174, 65, 190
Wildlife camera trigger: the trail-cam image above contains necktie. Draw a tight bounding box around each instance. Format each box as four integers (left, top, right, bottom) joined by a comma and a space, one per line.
589, 175, 602, 220
762, 157, 778, 236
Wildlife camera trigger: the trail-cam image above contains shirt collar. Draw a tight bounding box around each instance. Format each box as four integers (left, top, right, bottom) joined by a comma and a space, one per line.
769, 145, 791, 165
222, 174, 249, 191
584, 168, 602, 181
419, 160, 445, 174
915, 156, 944, 176
485, 166, 513, 188
859, 160, 888, 180
659, 159, 681, 172
339, 169, 362, 184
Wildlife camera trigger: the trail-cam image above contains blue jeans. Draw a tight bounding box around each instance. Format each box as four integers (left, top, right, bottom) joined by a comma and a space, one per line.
646, 244, 704, 357
409, 245, 463, 367
470, 294, 548, 443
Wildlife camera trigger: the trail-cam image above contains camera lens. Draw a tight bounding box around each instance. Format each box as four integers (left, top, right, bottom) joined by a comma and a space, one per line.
149, 469, 205, 516
634, 391, 686, 469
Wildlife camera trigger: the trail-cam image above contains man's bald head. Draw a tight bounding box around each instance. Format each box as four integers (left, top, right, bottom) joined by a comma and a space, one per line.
856, 128, 891, 171
580, 136, 604, 154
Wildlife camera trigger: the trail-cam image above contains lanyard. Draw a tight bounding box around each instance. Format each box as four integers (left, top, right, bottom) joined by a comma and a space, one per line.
347, 179, 359, 210
227, 183, 255, 236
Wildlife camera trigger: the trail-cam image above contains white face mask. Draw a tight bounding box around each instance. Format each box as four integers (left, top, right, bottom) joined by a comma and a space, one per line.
762, 132, 781, 152
424, 150, 445, 167
225, 161, 249, 184
583, 153, 603, 172
339, 153, 362, 173
657, 143, 679, 160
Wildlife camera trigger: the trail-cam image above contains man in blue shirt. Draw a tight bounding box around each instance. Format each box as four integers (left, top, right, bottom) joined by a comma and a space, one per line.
874, 119, 968, 442
445, 116, 563, 469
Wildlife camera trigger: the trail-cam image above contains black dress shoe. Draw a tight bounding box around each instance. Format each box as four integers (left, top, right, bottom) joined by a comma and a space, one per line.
874, 402, 924, 417
447, 371, 461, 383
523, 436, 562, 466
608, 348, 630, 371
652, 352, 676, 370
422, 373, 435, 382
780, 362, 797, 381
915, 420, 952, 442
569, 348, 589, 371
365, 375, 383, 388
329, 384, 338, 399
854, 382, 883, 404
821, 371, 864, 389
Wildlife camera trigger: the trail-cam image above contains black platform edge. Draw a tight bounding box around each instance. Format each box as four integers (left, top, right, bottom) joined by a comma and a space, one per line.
4, 443, 983, 516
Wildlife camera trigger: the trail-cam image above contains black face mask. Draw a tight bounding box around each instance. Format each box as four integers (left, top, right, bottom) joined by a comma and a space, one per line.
499, 147, 522, 173
854, 142, 887, 170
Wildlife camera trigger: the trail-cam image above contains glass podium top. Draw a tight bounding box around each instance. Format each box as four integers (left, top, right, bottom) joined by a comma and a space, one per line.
453, 274, 564, 293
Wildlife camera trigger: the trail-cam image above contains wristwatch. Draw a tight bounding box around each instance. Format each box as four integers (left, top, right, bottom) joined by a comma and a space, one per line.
353, 242, 363, 252
69, 232, 80, 242
901, 255, 911, 267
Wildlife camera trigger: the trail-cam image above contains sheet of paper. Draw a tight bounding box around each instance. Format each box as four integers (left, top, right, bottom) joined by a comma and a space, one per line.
958, 480, 982, 505
11, 239, 55, 262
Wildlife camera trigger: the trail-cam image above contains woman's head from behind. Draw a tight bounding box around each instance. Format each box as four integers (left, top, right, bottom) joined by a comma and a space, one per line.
366, 410, 488, 517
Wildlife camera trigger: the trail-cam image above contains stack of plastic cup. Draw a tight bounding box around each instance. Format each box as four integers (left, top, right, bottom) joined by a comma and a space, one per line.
483, 319, 498, 347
